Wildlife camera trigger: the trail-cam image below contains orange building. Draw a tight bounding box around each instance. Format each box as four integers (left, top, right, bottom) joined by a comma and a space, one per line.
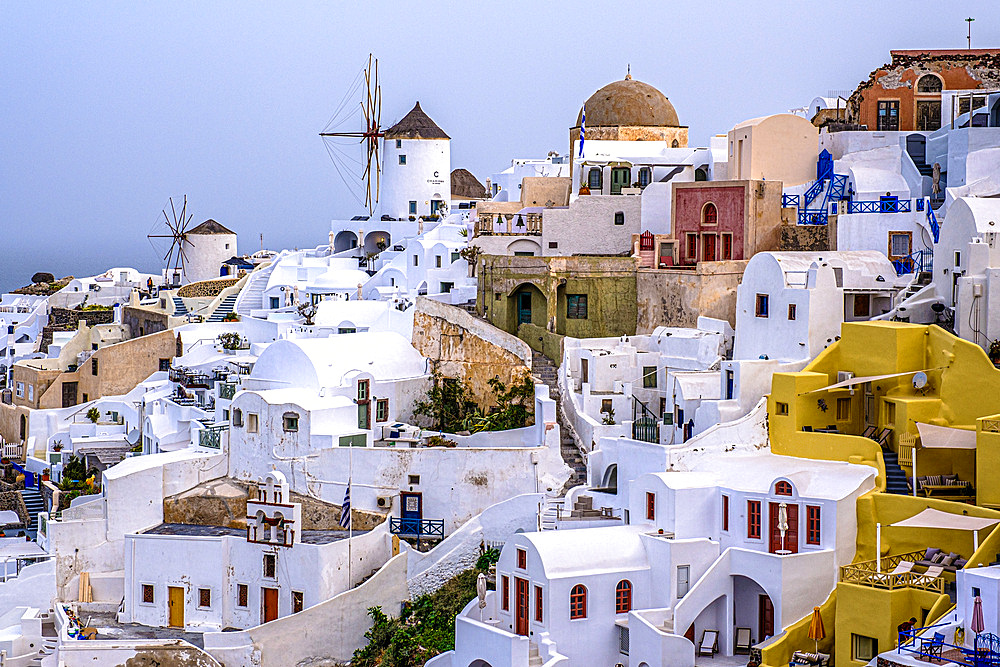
847, 49, 1000, 132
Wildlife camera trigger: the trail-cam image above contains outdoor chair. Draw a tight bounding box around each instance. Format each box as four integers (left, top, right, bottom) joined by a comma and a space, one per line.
914, 565, 945, 587
862, 425, 877, 439
698, 629, 719, 657
734, 627, 752, 654
920, 632, 945, 661
790, 651, 830, 666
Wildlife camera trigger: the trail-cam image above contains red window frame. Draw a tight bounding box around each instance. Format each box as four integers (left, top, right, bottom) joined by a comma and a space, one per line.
721, 232, 733, 260
807, 505, 821, 545
615, 580, 632, 614
747, 500, 761, 539
702, 202, 718, 226
517, 548, 527, 569
570, 584, 587, 619
722, 494, 730, 532
501, 575, 510, 611
686, 233, 698, 259
535, 585, 543, 622
774, 481, 793, 496
646, 492, 655, 521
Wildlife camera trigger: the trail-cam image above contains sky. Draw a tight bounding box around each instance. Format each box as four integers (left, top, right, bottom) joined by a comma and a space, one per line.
1, 1, 996, 293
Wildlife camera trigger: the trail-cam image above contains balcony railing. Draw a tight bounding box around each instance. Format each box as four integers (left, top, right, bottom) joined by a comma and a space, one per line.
839, 549, 944, 592
782, 194, 800, 208
219, 382, 237, 400
847, 199, 912, 214
983, 418, 1000, 434
389, 517, 445, 539
198, 424, 226, 449
169, 368, 213, 389
475, 212, 543, 237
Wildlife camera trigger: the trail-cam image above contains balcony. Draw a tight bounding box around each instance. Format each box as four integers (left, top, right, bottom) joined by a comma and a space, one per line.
846, 199, 912, 214
389, 517, 444, 539
839, 550, 944, 593
474, 212, 542, 237
219, 382, 237, 400
197, 424, 226, 449
168, 367, 213, 389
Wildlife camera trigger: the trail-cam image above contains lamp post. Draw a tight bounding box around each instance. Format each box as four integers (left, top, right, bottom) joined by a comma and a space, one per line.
966, 17, 975, 50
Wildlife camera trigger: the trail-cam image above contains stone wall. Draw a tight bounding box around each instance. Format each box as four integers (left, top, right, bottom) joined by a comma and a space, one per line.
177, 277, 238, 298
636, 260, 748, 332
122, 306, 171, 339
40, 307, 116, 349
780, 223, 832, 251
412, 296, 532, 407
517, 323, 564, 364
0, 491, 28, 529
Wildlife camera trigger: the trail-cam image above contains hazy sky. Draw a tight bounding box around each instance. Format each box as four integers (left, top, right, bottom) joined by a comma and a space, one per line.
1, 1, 995, 292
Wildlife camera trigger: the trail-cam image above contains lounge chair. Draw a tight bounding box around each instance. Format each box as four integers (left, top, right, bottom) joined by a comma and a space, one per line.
734, 627, 752, 654
914, 565, 945, 586
790, 651, 830, 666
861, 425, 877, 439
698, 629, 719, 657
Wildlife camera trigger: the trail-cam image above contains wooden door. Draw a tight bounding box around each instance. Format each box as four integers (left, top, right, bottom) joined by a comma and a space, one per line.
611, 167, 630, 194
515, 577, 529, 636
768, 502, 798, 554
702, 234, 717, 261
262, 586, 279, 623
61, 382, 78, 408
357, 402, 370, 429
517, 292, 532, 325
759, 595, 774, 640
167, 586, 184, 628
581, 359, 589, 384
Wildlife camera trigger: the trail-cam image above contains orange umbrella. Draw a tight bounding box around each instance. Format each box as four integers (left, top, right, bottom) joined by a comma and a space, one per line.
808, 606, 826, 653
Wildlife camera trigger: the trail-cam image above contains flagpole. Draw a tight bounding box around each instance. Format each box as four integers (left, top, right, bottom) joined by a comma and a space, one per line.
348, 442, 353, 587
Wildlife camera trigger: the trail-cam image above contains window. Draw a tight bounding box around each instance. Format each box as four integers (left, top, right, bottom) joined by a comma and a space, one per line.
27, 385, 33, 402
588, 167, 602, 190
722, 494, 730, 532
755, 294, 769, 318
852, 634, 878, 662
517, 548, 527, 569
747, 500, 761, 539
237, 584, 248, 607
807, 505, 821, 545
233, 409, 243, 427
435, 255, 442, 268
263, 553, 276, 578
398, 154, 406, 165
646, 492, 655, 521
889, 232, 911, 258
395, 139, 402, 149
223, 409, 230, 422
338, 327, 356, 334
142, 584, 155, 604
686, 233, 698, 259
615, 580, 632, 614
638, 168, 651, 187
775, 402, 789, 416
198, 588, 212, 608
501, 575, 510, 611
408, 474, 420, 485
451, 251, 460, 263
358, 379, 369, 401
702, 202, 718, 226
535, 585, 543, 622
973, 587, 982, 598
614, 211, 625, 225
376, 398, 389, 422
15, 383, 23, 398
677, 565, 690, 598
413, 254, 419, 266
159, 358, 170, 371
916, 74, 943, 93
292, 591, 304, 613
567, 294, 588, 319
270, 296, 280, 309
548, 241, 558, 249
721, 233, 732, 260
853, 294, 870, 318
836, 397, 851, 421
283, 413, 299, 432
601, 399, 613, 414
91, 358, 98, 375
247, 413, 259, 433
409, 201, 417, 215
570, 584, 587, 619
643, 366, 657, 389
774, 481, 793, 496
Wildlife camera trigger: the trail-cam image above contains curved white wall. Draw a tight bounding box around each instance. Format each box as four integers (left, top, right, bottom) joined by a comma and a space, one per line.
381, 138, 451, 220
184, 233, 236, 284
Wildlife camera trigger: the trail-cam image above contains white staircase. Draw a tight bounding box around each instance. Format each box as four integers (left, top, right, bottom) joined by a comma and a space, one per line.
234, 263, 275, 318
528, 642, 543, 667
538, 498, 563, 531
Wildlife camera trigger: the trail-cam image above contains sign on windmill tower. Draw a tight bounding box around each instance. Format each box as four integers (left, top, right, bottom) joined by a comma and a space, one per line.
247, 471, 302, 548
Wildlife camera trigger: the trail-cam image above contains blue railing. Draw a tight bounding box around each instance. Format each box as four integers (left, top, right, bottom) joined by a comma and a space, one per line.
803, 178, 826, 207
389, 517, 445, 538
847, 199, 912, 214
928, 205, 941, 243
782, 194, 800, 208
893, 250, 933, 276
898, 626, 1000, 667
798, 209, 828, 225
10, 462, 35, 489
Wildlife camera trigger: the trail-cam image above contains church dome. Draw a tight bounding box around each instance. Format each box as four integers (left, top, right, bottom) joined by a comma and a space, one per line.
576, 77, 680, 128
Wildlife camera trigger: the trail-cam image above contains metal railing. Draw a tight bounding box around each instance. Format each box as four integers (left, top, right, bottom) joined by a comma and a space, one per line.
928, 205, 941, 243
839, 549, 944, 592
782, 194, 800, 208
847, 199, 912, 214
198, 424, 226, 449
897, 625, 999, 666
893, 249, 933, 276
389, 517, 445, 539
631, 396, 660, 444
219, 382, 237, 400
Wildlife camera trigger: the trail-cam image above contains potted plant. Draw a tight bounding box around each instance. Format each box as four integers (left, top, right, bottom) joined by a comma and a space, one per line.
86, 407, 100, 424
52, 442, 63, 452
990, 340, 1000, 365
41, 468, 50, 482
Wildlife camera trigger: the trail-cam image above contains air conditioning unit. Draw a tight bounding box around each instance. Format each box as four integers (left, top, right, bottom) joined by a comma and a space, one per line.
376, 495, 393, 509
837, 370, 855, 395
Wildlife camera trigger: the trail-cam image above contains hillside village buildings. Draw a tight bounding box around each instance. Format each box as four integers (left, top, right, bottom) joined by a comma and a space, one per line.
2, 45, 1000, 667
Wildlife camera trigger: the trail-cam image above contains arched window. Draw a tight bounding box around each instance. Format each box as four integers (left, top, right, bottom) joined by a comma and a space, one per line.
588, 168, 603, 190
570, 584, 587, 619
774, 481, 793, 496
917, 74, 943, 93
671, 139, 680, 148
19, 414, 27, 441
615, 580, 632, 614
702, 203, 718, 226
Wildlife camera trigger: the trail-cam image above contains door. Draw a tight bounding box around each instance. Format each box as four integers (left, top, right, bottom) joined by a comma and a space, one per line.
864, 383, 875, 430
702, 234, 717, 261
61, 382, 78, 408
262, 586, 278, 623
906, 134, 927, 165
768, 502, 799, 554
759, 595, 774, 640
877, 100, 899, 131
400, 491, 422, 534
581, 359, 589, 385
917, 101, 941, 131
167, 586, 185, 628
357, 402, 370, 429
517, 292, 532, 326
726, 370, 734, 400
515, 577, 529, 636
611, 167, 631, 194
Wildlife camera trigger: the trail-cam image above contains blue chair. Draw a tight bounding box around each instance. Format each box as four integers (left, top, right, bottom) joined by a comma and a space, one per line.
920, 632, 944, 661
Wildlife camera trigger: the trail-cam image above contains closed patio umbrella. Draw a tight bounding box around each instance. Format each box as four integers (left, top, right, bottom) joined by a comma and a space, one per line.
477, 572, 488, 622
808, 606, 826, 653
972, 595, 985, 636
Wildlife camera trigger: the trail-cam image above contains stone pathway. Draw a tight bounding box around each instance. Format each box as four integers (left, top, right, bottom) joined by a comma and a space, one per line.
530, 350, 587, 491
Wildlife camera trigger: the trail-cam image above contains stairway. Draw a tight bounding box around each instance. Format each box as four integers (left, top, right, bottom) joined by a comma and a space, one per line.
20, 486, 45, 532
207, 293, 239, 322
882, 450, 911, 495
528, 642, 543, 667
531, 351, 587, 491
235, 263, 275, 318
171, 296, 188, 316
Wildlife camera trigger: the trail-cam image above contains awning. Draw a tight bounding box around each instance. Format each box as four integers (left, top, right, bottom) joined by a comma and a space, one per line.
890, 508, 1000, 531
916, 422, 977, 449
799, 368, 940, 395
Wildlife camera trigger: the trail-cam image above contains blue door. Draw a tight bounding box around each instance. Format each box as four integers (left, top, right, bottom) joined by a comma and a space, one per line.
400, 492, 422, 535
517, 292, 532, 326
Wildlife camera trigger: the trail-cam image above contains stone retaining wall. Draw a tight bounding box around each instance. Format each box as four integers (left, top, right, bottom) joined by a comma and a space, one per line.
177, 277, 239, 298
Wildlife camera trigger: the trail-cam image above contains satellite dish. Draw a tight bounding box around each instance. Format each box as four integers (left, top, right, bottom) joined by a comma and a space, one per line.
912, 372, 928, 389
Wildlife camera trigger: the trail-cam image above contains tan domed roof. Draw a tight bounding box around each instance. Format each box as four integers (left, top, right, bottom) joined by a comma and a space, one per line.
576, 77, 680, 128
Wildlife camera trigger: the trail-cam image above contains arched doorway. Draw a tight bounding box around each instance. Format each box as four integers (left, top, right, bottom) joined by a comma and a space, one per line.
600, 464, 618, 492
733, 575, 773, 645
364, 231, 390, 255
508, 283, 546, 333
19, 414, 27, 442
469, 661, 494, 667
333, 231, 359, 253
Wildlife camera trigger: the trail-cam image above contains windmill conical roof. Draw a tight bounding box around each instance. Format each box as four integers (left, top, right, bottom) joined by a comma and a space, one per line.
385, 102, 450, 140
188, 219, 236, 235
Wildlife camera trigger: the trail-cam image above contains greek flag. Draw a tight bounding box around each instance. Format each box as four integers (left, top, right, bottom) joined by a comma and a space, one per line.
339, 482, 351, 529
579, 104, 586, 157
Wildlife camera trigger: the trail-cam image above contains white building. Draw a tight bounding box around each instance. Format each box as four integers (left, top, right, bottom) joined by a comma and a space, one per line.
182, 220, 238, 285
380, 102, 451, 220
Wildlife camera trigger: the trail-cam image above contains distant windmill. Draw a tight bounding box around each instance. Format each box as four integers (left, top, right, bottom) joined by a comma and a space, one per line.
320, 54, 384, 216
147, 196, 194, 286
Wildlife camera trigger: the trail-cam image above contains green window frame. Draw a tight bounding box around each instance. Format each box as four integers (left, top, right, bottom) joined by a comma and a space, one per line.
567, 294, 588, 320
643, 366, 657, 388
376, 398, 389, 422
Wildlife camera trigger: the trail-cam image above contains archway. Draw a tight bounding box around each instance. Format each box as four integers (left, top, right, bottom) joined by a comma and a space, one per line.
507, 283, 546, 333
19, 414, 27, 441
600, 464, 618, 492
506, 239, 542, 256
364, 231, 390, 256
733, 575, 772, 645
469, 661, 494, 667
333, 231, 359, 253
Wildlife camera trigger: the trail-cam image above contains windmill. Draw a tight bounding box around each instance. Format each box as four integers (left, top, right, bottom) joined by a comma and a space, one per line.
320, 54, 383, 216
147, 196, 194, 286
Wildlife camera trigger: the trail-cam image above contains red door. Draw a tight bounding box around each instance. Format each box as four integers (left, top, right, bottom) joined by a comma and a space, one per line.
769, 503, 798, 554
759, 595, 774, 639
702, 234, 717, 261
515, 578, 529, 636
262, 587, 279, 623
